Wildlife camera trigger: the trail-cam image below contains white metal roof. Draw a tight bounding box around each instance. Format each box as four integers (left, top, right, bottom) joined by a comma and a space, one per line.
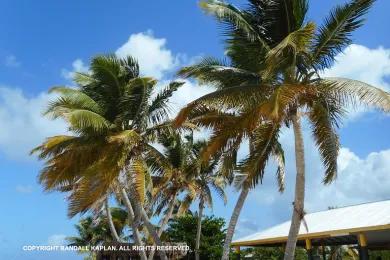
232, 200, 390, 246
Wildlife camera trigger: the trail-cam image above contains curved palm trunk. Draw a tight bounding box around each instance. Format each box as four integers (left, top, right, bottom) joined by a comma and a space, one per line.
147, 194, 177, 260
119, 188, 147, 260
195, 197, 204, 260
284, 114, 306, 260
130, 192, 168, 260
105, 197, 121, 243
221, 186, 249, 260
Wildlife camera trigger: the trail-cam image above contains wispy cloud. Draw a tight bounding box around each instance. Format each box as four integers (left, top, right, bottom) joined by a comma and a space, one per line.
61, 59, 89, 80
0, 86, 67, 160
15, 185, 33, 193
4, 55, 21, 68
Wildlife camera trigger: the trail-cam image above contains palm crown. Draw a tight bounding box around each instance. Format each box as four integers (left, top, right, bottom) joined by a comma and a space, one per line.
32, 55, 184, 217
174, 0, 390, 259
176, 0, 390, 184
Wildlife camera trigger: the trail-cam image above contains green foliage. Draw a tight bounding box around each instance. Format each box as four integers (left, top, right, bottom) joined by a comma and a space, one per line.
66, 207, 128, 247
175, 0, 390, 190
32, 55, 183, 217
370, 250, 390, 260
164, 214, 226, 260
233, 247, 307, 260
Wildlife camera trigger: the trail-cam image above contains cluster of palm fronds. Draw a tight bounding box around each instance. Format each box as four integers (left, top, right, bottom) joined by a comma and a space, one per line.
31, 0, 390, 260
32, 55, 227, 260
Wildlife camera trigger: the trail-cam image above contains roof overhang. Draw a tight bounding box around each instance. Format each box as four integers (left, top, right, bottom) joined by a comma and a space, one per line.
232, 200, 390, 249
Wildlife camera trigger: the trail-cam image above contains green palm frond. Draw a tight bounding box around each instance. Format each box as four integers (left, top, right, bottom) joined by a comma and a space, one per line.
263, 22, 316, 78
320, 78, 390, 112
308, 98, 343, 184
312, 0, 375, 70
46, 87, 103, 117
45, 87, 102, 114
148, 81, 184, 124
173, 84, 269, 127
129, 158, 147, 204
178, 57, 261, 89
200, 0, 269, 45
30, 135, 78, 158
240, 122, 281, 187
33, 54, 182, 221
210, 180, 227, 205
66, 109, 112, 134
177, 194, 195, 216
272, 141, 286, 192
89, 55, 123, 90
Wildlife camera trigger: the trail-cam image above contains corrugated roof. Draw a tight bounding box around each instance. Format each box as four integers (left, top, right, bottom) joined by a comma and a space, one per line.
232, 200, 390, 246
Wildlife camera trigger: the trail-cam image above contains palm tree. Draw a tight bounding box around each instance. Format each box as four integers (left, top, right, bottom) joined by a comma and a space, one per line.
190, 140, 227, 260
177, 108, 286, 260
174, 0, 390, 259
32, 55, 185, 260
145, 132, 201, 260
67, 207, 127, 259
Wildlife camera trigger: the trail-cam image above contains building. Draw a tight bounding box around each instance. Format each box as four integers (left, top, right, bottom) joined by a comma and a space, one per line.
232, 200, 390, 260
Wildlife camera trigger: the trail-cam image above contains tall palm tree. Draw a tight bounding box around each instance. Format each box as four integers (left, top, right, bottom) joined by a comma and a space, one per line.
145, 132, 201, 260
67, 207, 127, 259
177, 107, 286, 260
174, 0, 390, 259
190, 140, 227, 260
32, 55, 185, 260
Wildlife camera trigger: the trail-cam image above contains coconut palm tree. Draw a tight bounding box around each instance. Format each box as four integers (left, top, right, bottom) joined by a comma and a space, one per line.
67, 207, 127, 259
175, 0, 390, 259
177, 107, 286, 260
145, 132, 201, 260
32, 55, 185, 260
188, 139, 227, 260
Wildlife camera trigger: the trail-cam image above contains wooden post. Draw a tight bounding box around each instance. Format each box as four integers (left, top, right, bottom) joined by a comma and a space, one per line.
358, 233, 369, 260
306, 239, 314, 260
321, 242, 326, 260
235, 246, 241, 260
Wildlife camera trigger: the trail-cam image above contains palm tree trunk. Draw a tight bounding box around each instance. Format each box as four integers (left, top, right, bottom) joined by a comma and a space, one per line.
195, 197, 204, 260
147, 193, 177, 260
221, 186, 249, 260
119, 188, 147, 260
284, 113, 306, 260
130, 192, 168, 260
104, 197, 121, 242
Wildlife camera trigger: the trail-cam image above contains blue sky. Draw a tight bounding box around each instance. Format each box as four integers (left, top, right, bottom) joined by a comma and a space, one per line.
0, 0, 389, 259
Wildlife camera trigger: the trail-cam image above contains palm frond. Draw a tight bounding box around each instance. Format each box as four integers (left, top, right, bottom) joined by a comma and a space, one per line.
178, 57, 261, 89
272, 141, 285, 192
308, 101, 341, 184
46, 87, 103, 116
311, 0, 375, 70
320, 78, 390, 112
148, 81, 184, 124
263, 22, 316, 78
200, 0, 269, 46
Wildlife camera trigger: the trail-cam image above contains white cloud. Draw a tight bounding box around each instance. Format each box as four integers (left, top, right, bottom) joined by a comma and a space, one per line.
315, 147, 390, 208
61, 31, 183, 81
322, 44, 390, 119
47, 234, 67, 246
115, 31, 179, 79
15, 185, 33, 193
322, 44, 390, 90
61, 59, 89, 80
169, 79, 214, 114
0, 86, 66, 160
247, 125, 390, 217
4, 55, 21, 67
